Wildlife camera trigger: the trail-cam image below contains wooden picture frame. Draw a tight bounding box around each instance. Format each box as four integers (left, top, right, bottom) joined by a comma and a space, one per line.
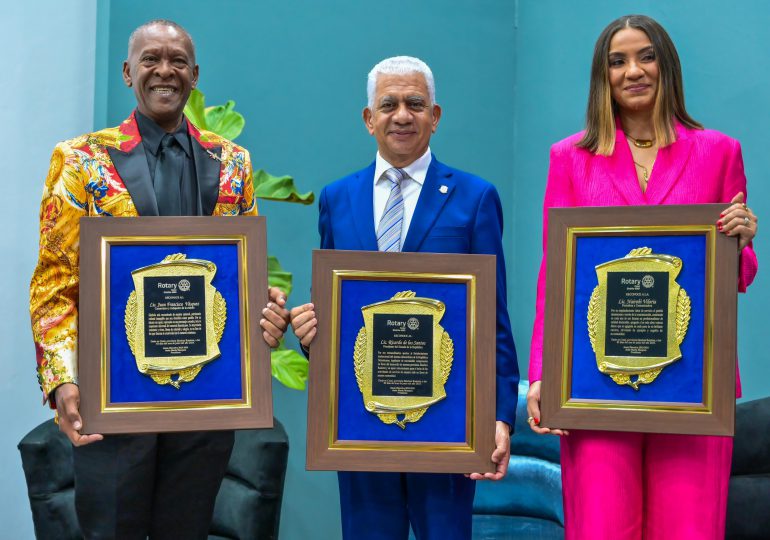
541, 204, 738, 436
306, 250, 496, 473
79, 216, 272, 433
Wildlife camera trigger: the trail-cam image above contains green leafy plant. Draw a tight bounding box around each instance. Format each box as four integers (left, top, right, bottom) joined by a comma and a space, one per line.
185, 88, 312, 390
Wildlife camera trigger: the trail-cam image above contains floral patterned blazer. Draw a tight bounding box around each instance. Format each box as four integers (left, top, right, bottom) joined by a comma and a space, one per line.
29, 111, 257, 405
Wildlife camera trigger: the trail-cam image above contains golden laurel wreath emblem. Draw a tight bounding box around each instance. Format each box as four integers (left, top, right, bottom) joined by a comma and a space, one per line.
353, 291, 454, 428
587, 247, 691, 390
125, 253, 226, 389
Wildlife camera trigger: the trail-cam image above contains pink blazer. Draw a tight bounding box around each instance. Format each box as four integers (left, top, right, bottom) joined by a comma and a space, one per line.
529, 122, 758, 390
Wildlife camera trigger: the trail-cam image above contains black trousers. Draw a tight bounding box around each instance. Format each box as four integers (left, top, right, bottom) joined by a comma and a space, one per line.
73, 431, 234, 540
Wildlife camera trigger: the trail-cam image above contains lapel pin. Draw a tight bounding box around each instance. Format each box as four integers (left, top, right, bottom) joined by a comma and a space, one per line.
205, 148, 223, 162
439, 185, 448, 194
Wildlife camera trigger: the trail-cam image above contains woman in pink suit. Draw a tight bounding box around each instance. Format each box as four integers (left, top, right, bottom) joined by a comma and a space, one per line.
526, 14, 759, 540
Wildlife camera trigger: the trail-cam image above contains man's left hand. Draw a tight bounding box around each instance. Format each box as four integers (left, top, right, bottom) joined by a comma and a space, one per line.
468, 421, 511, 481
260, 287, 290, 348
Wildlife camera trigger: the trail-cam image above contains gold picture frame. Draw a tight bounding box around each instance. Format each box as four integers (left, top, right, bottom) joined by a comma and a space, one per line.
541, 204, 738, 436
306, 250, 496, 473
79, 216, 272, 434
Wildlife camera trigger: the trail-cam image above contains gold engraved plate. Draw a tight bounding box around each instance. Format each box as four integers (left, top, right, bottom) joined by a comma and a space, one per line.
353, 291, 454, 428
125, 253, 226, 388
587, 247, 691, 390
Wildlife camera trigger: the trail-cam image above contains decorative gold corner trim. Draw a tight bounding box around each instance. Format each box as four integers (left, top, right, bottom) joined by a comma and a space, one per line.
99, 234, 251, 412
328, 270, 477, 450
560, 225, 715, 412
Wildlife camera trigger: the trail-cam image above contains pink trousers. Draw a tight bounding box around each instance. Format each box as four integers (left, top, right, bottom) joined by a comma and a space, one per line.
560, 430, 733, 540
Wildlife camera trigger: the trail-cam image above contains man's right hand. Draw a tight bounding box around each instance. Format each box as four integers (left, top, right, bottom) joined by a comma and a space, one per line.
526, 381, 569, 436
54, 383, 103, 446
290, 303, 317, 349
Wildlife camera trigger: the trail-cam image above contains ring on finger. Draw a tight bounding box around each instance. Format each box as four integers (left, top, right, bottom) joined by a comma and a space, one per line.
527, 416, 535, 424
744, 216, 750, 226
743, 203, 748, 211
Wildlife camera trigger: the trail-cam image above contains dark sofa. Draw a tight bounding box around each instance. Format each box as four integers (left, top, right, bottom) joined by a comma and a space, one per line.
726, 395, 770, 539
472, 383, 770, 540
18, 393, 770, 539
18, 420, 289, 540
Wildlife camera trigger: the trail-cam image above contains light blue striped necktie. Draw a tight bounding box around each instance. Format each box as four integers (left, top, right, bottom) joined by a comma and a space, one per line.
377, 167, 407, 252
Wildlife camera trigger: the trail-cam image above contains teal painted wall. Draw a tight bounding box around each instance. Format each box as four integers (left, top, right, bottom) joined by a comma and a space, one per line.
2, 2, 97, 537
102, 2, 517, 538
97, 1, 768, 539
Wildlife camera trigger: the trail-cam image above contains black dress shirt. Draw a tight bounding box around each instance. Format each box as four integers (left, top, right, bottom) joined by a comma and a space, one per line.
135, 109, 202, 216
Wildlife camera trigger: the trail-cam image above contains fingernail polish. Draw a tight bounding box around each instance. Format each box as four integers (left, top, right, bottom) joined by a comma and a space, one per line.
720, 213, 724, 217
535, 418, 540, 424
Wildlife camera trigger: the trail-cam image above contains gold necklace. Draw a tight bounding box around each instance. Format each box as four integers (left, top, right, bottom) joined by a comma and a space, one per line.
633, 160, 654, 183
626, 134, 655, 148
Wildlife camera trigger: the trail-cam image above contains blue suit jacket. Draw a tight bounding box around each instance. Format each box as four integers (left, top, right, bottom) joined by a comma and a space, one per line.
318, 157, 519, 428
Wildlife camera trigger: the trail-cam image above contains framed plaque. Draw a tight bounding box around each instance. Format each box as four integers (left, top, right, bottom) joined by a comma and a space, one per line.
79, 216, 272, 433
541, 204, 738, 436
306, 250, 496, 473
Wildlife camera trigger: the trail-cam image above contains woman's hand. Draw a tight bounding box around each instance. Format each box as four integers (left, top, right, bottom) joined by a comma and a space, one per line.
719, 192, 758, 250
525, 381, 569, 436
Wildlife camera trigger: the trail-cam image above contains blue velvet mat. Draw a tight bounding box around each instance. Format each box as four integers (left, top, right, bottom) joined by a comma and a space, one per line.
570, 234, 706, 404
336, 279, 468, 443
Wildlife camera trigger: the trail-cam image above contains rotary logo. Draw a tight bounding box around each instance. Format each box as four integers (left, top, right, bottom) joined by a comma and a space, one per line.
407, 317, 420, 330
178, 279, 191, 292
641, 275, 655, 288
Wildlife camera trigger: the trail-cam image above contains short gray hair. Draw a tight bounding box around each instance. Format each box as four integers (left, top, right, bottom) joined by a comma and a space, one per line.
366, 56, 436, 109
128, 19, 196, 63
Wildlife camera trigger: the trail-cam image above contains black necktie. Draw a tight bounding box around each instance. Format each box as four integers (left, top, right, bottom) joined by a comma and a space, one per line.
154, 134, 184, 216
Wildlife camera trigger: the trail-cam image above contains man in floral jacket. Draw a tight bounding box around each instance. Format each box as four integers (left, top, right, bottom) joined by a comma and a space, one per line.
29, 19, 288, 538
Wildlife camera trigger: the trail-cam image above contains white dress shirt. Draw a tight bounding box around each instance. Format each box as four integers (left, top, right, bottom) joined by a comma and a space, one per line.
373, 148, 432, 243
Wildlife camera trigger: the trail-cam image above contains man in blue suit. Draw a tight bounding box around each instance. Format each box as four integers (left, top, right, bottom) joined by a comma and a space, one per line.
291, 56, 519, 540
